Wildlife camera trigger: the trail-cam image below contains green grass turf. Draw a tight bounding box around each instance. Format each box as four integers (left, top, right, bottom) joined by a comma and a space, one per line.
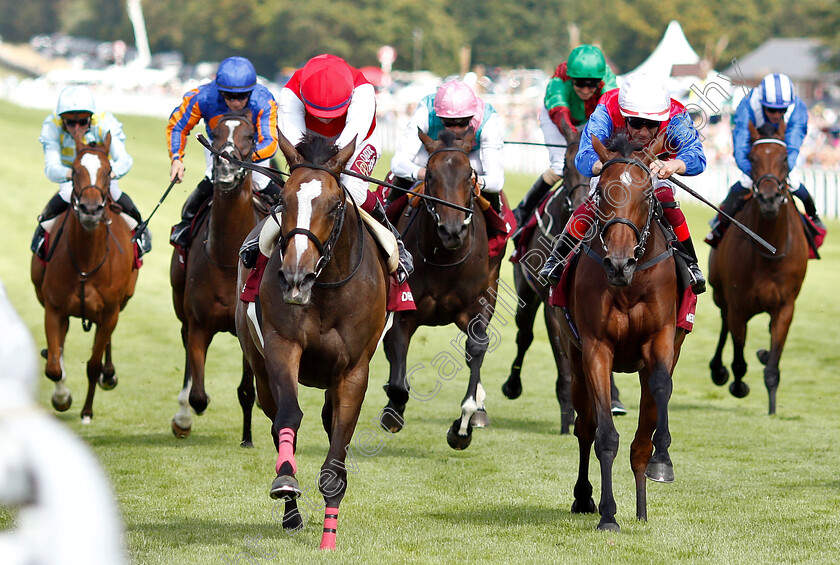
1, 99, 839, 564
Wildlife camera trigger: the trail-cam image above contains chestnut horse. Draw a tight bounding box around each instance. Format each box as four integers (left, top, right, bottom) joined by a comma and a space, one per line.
502, 124, 588, 434
709, 121, 808, 414
555, 132, 685, 531
235, 132, 388, 550
31, 130, 139, 422
380, 128, 506, 450
170, 112, 264, 445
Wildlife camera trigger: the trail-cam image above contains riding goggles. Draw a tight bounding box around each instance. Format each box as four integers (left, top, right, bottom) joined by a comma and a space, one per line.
625, 116, 662, 130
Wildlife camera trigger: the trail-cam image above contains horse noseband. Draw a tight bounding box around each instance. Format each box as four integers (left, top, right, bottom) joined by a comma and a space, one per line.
596, 158, 655, 261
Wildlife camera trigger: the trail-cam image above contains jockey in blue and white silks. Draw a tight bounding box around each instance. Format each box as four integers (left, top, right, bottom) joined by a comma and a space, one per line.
706, 73, 823, 246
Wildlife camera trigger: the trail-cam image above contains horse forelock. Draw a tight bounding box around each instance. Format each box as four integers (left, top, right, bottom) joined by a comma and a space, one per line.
605, 131, 643, 157
296, 132, 339, 166
438, 129, 458, 147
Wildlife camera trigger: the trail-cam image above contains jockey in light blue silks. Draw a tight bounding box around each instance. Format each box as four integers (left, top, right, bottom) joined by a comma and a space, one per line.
706, 72, 824, 246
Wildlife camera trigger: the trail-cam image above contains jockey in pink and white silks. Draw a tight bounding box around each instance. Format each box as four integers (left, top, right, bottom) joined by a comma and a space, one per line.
540, 72, 708, 294
31, 85, 151, 260
167, 56, 281, 249
390, 79, 505, 210
277, 53, 413, 281
706, 72, 823, 246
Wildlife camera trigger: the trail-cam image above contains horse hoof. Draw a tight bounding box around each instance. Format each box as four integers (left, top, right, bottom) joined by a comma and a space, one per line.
571, 497, 596, 514
729, 381, 750, 398
611, 400, 627, 416
645, 461, 674, 483
711, 364, 729, 386
171, 418, 191, 439
756, 349, 770, 365
446, 420, 472, 450
379, 402, 406, 433
240, 440, 254, 448
98, 374, 118, 391
501, 379, 522, 399
270, 474, 302, 500
470, 408, 490, 428
51, 393, 72, 412
597, 519, 620, 532
81, 414, 92, 425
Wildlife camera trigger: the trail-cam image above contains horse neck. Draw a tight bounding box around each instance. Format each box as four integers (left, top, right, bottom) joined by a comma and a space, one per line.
66, 211, 110, 270
206, 175, 255, 258
744, 196, 794, 247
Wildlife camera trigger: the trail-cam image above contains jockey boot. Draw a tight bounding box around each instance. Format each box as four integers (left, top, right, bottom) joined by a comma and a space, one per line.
539, 232, 577, 286
513, 175, 555, 227
257, 180, 284, 207
679, 237, 706, 295
116, 193, 152, 256
369, 199, 414, 283
793, 185, 826, 230
482, 191, 503, 215
706, 182, 749, 247
31, 193, 69, 259
387, 175, 414, 203
171, 177, 213, 248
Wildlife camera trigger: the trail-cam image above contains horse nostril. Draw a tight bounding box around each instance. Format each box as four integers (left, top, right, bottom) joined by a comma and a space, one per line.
277, 270, 290, 291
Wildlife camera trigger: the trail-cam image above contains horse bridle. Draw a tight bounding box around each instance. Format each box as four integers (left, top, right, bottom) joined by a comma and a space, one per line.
423, 147, 476, 228
750, 138, 790, 203
594, 157, 657, 262
212, 115, 255, 187
274, 163, 364, 286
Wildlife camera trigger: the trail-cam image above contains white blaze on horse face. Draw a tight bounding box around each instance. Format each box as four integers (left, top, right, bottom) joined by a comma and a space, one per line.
295, 180, 323, 265
80, 153, 101, 183
223, 119, 241, 148
620, 171, 633, 186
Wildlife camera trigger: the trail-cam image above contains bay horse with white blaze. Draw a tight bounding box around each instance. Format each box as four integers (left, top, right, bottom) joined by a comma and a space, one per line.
502, 123, 588, 434
235, 132, 389, 550
380, 128, 506, 450
31, 130, 139, 422
708, 121, 808, 415
556, 132, 685, 531
170, 112, 265, 445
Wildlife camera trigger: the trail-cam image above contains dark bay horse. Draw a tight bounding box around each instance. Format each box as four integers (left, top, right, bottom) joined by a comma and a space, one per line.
235, 132, 389, 550
380, 128, 506, 450
556, 132, 685, 531
170, 112, 264, 445
31, 130, 139, 422
709, 121, 808, 415
502, 123, 588, 434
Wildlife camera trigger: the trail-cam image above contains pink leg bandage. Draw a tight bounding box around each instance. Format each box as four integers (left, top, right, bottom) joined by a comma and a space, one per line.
275, 428, 297, 475
319, 506, 339, 550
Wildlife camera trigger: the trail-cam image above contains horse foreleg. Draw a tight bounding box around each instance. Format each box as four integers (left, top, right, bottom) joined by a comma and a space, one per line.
45, 306, 71, 412
630, 367, 658, 522
710, 307, 730, 386
584, 345, 620, 531
446, 314, 491, 450
81, 311, 118, 423
502, 267, 540, 400
570, 362, 596, 515
762, 303, 796, 415
172, 323, 193, 437
99, 341, 117, 390
238, 355, 256, 447
266, 341, 303, 504
186, 325, 213, 415
728, 315, 750, 398
317, 366, 367, 550
381, 315, 416, 432
545, 307, 574, 433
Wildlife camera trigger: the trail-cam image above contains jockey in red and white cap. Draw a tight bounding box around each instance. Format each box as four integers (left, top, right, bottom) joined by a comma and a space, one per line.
541, 72, 708, 294
390, 79, 505, 211
278, 53, 413, 281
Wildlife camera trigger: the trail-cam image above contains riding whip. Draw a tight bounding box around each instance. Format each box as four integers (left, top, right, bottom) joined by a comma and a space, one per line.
669, 175, 776, 254
131, 178, 176, 242
196, 134, 473, 214
504, 140, 568, 148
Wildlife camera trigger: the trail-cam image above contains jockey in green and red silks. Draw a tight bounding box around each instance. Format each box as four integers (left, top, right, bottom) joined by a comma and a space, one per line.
542, 72, 708, 295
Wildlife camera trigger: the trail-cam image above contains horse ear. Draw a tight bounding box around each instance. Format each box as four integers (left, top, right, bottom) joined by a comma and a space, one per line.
278, 128, 304, 167
640, 128, 668, 165
748, 121, 760, 143
329, 135, 357, 174
558, 117, 575, 142
776, 119, 786, 139
102, 131, 111, 155
591, 134, 611, 163
72, 128, 86, 153
459, 126, 476, 150
418, 127, 436, 154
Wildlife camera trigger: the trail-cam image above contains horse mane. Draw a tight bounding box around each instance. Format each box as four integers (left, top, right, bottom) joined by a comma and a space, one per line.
605, 130, 643, 157
295, 132, 340, 165
437, 128, 459, 147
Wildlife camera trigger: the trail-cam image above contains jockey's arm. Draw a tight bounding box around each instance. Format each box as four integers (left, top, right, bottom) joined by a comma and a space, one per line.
252, 93, 279, 162
575, 104, 612, 177
278, 87, 307, 146
39, 117, 71, 183
99, 113, 133, 180
784, 100, 808, 171
166, 88, 203, 181
732, 98, 753, 175
476, 113, 505, 193
665, 112, 706, 176
390, 103, 429, 182
335, 83, 376, 151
